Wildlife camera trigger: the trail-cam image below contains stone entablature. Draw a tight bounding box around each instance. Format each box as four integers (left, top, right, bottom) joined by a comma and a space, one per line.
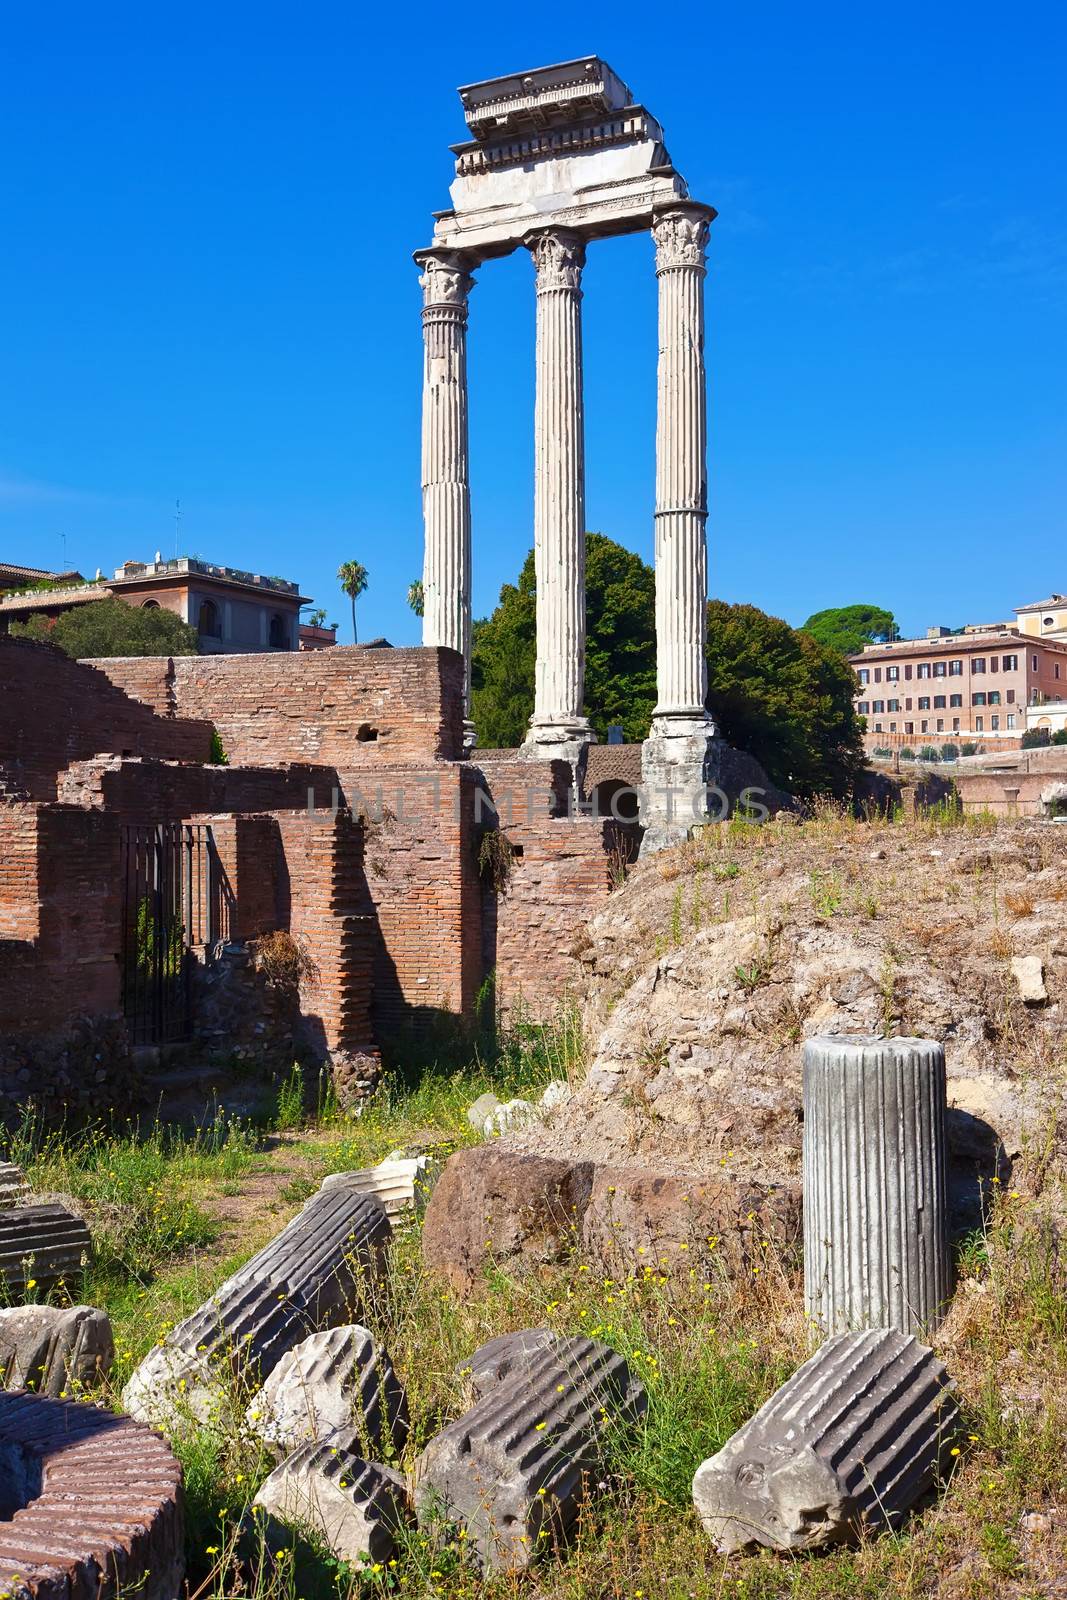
418, 59, 717, 843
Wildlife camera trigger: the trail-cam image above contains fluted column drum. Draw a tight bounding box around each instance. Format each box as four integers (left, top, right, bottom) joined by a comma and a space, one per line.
651, 205, 713, 726
522, 228, 590, 756
803, 1034, 952, 1337
417, 250, 475, 721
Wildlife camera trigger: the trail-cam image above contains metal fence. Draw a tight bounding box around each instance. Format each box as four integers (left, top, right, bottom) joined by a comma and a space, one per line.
119, 822, 229, 1045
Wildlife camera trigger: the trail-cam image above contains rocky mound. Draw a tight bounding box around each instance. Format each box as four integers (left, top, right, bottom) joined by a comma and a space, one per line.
423, 813, 1067, 1289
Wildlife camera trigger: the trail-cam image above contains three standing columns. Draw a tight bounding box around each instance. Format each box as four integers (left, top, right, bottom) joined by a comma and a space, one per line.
417, 248, 476, 743
521, 228, 591, 759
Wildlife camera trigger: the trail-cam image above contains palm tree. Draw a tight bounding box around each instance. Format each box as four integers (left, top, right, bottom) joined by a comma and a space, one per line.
407, 579, 424, 619
337, 561, 369, 644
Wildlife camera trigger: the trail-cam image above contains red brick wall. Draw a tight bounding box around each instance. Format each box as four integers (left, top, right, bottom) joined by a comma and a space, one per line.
491, 811, 624, 1019
93, 646, 465, 768
0, 802, 122, 1034
0, 637, 214, 800
274, 809, 375, 1060
57, 756, 338, 820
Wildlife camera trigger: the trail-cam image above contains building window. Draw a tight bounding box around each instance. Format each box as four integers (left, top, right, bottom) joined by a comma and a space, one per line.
972, 658, 986, 674
269, 613, 289, 649
949, 660, 963, 675
988, 691, 1001, 706
975, 716, 984, 730
904, 664, 913, 680
952, 717, 960, 731
886, 665, 899, 681
950, 693, 963, 707
905, 697, 913, 711
934, 695, 946, 709
888, 699, 900, 713
858, 701, 869, 715
918, 696, 931, 710
921, 720, 929, 733
1033, 654, 1039, 671
198, 598, 221, 638
1007, 714, 1015, 729
991, 715, 1000, 730
141, 599, 161, 610
874, 723, 883, 733
889, 722, 897, 733
917, 663, 931, 679
1057, 664, 1062, 679
936, 718, 944, 732
1043, 616, 1055, 628
858, 668, 870, 685
905, 722, 914, 735
872, 700, 885, 714
989, 656, 999, 672
933, 661, 946, 677
1003, 654, 1018, 671
1006, 689, 1015, 704
973, 693, 987, 707
874, 668, 882, 683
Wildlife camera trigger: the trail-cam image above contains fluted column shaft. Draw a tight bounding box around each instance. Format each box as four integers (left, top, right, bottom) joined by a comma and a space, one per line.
652, 205, 713, 725
417, 250, 475, 722
803, 1034, 952, 1337
523, 229, 590, 753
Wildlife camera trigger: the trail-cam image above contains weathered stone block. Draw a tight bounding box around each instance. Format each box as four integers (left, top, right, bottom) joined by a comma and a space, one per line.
803, 1034, 952, 1335
0, 1203, 91, 1295
692, 1328, 959, 1552
123, 1186, 390, 1427
248, 1324, 408, 1456
0, 1391, 184, 1600
454, 1328, 557, 1405
0, 1163, 31, 1209
466, 1092, 500, 1132
323, 1156, 434, 1219
253, 1435, 407, 1564
0, 1304, 113, 1397
414, 1335, 646, 1574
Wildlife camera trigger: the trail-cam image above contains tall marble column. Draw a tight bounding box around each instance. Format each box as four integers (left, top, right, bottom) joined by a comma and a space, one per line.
521, 228, 591, 761
416, 248, 476, 743
641, 203, 718, 848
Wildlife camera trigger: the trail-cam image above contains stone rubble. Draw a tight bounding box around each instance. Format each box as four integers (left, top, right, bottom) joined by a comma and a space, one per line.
323, 1155, 435, 1219
692, 1328, 960, 1553
0, 1303, 114, 1397
253, 1433, 408, 1565
0, 1162, 31, 1209
248, 1324, 409, 1457
0, 1202, 92, 1295
414, 1333, 646, 1574
123, 1185, 390, 1428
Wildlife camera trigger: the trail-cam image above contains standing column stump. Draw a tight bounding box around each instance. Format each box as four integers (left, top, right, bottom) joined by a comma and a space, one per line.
803, 1034, 952, 1336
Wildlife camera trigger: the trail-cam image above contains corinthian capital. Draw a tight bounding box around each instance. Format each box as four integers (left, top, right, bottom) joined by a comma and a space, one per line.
527, 228, 586, 293
652, 206, 712, 272
416, 249, 476, 310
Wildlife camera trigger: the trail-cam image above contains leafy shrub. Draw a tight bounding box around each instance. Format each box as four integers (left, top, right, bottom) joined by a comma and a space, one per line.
961, 741, 978, 756
940, 743, 960, 760
919, 745, 940, 762
900, 747, 916, 760
1053, 728, 1067, 745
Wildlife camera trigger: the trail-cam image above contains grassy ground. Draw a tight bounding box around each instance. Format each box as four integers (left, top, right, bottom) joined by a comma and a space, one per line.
3, 991, 1066, 1595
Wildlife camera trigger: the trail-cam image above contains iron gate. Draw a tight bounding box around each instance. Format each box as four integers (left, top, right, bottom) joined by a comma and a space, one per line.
120, 822, 223, 1045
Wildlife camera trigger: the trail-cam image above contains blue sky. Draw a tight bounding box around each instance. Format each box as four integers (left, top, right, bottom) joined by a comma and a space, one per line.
1, 2, 1064, 645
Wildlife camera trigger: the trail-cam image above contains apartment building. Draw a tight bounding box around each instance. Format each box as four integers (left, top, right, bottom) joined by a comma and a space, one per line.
851, 625, 1067, 750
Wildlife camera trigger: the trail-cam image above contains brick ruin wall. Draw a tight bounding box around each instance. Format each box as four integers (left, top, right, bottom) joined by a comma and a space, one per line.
1, 642, 625, 1104
93, 645, 464, 767
0, 636, 213, 800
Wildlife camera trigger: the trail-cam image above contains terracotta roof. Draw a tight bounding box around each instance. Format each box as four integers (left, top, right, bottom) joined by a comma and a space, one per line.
1015, 594, 1067, 613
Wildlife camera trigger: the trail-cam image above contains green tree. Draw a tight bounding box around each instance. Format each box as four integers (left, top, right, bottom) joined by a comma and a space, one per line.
471, 534, 864, 796
407, 579, 424, 619
337, 560, 369, 643
10, 596, 198, 658
801, 603, 898, 657
706, 600, 865, 796
470, 534, 656, 747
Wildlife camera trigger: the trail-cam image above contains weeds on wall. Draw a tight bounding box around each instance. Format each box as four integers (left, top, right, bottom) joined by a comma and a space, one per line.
475, 828, 515, 895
